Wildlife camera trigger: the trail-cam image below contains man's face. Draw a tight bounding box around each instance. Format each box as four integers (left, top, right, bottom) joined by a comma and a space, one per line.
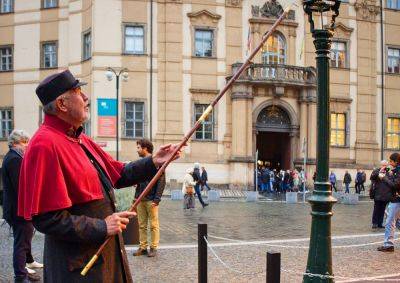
14, 139, 29, 153
60, 87, 89, 127
136, 144, 148, 157
390, 159, 397, 167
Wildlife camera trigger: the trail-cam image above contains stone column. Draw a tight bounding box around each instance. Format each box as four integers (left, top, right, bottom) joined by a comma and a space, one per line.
299, 89, 308, 158
230, 83, 254, 189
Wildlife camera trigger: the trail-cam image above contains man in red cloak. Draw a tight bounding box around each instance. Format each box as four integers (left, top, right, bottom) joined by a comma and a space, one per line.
17, 70, 181, 282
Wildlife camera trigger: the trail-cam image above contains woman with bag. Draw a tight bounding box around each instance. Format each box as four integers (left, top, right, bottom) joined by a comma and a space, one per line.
182, 168, 196, 209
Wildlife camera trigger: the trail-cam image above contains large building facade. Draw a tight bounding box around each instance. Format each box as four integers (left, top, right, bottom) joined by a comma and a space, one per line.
0, 0, 399, 188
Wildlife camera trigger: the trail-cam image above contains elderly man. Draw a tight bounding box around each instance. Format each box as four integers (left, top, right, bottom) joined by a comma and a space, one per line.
2, 130, 42, 282
17, 70, 181, 282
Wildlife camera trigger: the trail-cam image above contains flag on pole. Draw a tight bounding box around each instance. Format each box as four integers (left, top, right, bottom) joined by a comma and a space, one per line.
246, 26, 252, 57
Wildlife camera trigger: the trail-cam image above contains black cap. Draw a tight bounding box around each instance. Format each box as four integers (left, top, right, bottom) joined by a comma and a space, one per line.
35, 70, 87, 105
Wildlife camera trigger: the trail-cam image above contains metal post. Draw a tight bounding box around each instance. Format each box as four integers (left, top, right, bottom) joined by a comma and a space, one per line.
198, 223, 207, 283
303, 29, 336, 283
255, 150, 259, 191
116, 75, 119, 161
266, 251, 281, 283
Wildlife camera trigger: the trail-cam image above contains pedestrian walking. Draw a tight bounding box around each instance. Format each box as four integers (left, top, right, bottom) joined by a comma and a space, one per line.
377, 153, 400, 252
133, 139, 166, 258
355, 169, 363, 194
2, 130, 42, 283
361, 170, 367, 192
182, 168, 196, 209
193, 163, 208, 207
329, 171, 337, 192
200, 166, 212, 191
343, 171, 352, 193
370, 160, 392, 229
17, 70, 182, 282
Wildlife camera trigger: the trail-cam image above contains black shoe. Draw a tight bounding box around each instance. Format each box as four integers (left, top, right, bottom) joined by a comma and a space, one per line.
202, 203, 209, 208
372, 224, 378, 229
378, 225, 385, 229
147, 248, 157, 257
133, 248, 148, 256
377, 246, 394, 252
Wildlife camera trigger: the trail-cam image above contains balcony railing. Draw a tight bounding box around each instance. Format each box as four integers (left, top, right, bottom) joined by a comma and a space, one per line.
231, 63, 316, 86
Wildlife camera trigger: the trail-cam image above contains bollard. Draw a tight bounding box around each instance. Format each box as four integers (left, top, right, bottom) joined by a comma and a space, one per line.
198, 223, 208, 283
266, 251, 281, 283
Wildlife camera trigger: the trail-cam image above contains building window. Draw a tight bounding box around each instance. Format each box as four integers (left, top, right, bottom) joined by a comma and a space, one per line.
195, 29, 214, 57
386, 117, 400, 149
0, 109, 12, 139
0, 46, 13, 71
42, 0, 58, 9
387, 0, 400, 9
194, 104, 214, 140
330, 41, 347, 68
124, 102, 144, 138
124, 25, 145, 54
262, 33, 286, 64
0, 0, 13, 13
331, 113, 346, 146
82, 31, 91, 61
41, 42, 57, 68
388, 48, 400, 74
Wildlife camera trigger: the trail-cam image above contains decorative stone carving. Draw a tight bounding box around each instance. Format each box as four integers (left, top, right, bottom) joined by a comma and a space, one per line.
226, 0, 242, 7
187, 9, 222, 24
354, 0, 380, 21
256, 105, 291, 129
251, 0, 295, 20
332, 22, 354, 38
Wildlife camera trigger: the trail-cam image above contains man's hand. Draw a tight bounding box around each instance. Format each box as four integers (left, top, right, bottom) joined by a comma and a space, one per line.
105, 211, 136, 236
152, 143, 183, 167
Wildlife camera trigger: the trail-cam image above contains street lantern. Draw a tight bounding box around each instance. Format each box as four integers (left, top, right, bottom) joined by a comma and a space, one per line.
105, 67, 129, 161
302, 0, 341, 282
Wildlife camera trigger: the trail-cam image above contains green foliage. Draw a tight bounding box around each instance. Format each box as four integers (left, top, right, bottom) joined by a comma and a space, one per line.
114, 187, 135, 212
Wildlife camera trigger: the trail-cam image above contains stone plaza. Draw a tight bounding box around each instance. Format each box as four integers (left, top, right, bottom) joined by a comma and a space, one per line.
2, 196, 400, 282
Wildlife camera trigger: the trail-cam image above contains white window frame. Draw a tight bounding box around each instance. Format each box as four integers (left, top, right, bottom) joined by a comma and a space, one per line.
0, 0, 13, 13
82, 30, 92, 61
0, 45, 13, 71
41, 42, 57, 69
42, 0, 58, 9
330, 41, 347, 68
387, 0, 400, 9
124, 101, 145, 138
387, 47, 400, 74
194, 28, 214, 58
194, 104, 214, 141
123, 24, 145, 55
262, 33, 286, 65
0, 108, 13, 139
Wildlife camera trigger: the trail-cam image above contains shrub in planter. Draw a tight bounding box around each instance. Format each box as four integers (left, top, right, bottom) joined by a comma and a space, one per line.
114, 187, 139, 245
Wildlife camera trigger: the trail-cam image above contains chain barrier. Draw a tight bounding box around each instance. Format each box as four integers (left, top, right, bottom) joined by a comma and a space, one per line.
205, 234, 400, 282
203, 236, 265, 276
207, 234, 400, 249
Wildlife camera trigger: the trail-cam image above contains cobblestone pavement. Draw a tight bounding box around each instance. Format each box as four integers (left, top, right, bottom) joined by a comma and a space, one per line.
2, 199, 400, 282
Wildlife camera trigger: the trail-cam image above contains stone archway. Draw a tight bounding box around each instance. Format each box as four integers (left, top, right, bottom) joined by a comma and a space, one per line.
254, 102, 299, 170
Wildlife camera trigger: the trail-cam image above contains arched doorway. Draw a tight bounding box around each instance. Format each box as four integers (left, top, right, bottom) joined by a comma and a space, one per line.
256, 105, 292, 170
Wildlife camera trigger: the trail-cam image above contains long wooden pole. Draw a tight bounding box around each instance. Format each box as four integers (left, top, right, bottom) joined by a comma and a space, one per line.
81, 2, 296, 276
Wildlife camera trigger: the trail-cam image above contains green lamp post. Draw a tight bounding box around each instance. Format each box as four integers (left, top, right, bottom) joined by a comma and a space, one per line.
302, 0, 341, 282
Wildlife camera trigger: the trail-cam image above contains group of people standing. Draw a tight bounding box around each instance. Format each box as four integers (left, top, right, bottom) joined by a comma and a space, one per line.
182, 163, 211, 209
257, 167, 306, 193
329, 169, 367, 194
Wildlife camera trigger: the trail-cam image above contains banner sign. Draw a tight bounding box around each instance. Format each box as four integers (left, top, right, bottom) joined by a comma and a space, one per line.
97, 98, 117, 137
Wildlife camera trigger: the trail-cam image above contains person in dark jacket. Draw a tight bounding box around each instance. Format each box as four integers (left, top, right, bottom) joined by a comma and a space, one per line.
133, 139, 166, 258
2, 130, 42, 282
370, 160, 393, 229
355, 169, 363, 194
377, 153, 400, 252
343, 171, 352, 193
17, 70, 182, 282
200, 166, 212, 191
193, 163, 208, 207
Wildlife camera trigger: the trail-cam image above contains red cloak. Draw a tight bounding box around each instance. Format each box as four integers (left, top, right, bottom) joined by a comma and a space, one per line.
18, 114, 124, 220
